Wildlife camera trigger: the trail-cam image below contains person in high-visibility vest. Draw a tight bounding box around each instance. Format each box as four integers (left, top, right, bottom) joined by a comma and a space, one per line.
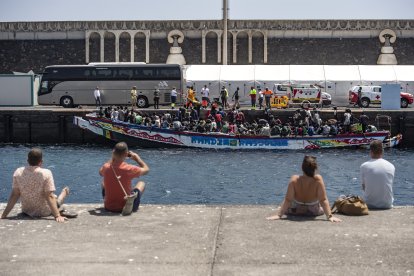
264, 87, 273, 109
220, 86, 228, 109
186, 86, 195, 109
249, 86, 257, 109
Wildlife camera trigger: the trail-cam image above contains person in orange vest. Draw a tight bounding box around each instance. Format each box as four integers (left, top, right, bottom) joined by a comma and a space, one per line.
264, 87, 273, 109
249, 86, 257, 109
186, 86, 195, 109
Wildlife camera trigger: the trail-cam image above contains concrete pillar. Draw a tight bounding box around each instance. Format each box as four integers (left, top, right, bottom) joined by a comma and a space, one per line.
130, 31, 135, 62
232, 31, 237, 64
217, 31, 222, 63
115, 32, 120, 62
263, 31, 268, 64
248, 31, 252, 64
100, 31, 105, 62
222, 0, 228, 65
85, 32, 90, 64
201, 30, 207, 64
145, 31, 150, 63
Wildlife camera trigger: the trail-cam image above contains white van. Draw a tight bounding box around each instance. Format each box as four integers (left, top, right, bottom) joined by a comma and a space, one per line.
349, 85, 413, 108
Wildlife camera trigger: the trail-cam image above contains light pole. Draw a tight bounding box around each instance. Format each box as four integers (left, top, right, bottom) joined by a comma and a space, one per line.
223, 0, 228, 65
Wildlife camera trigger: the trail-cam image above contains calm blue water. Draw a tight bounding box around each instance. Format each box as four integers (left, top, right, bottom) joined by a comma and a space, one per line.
0, 145, 413, 205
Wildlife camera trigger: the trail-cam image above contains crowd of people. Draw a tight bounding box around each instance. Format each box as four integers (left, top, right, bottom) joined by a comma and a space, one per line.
97, 103, 379, 137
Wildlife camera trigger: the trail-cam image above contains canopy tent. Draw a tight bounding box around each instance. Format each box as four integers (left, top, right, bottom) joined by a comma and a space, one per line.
219, 65, 255, 100
324, 65, 362, 105
359, 65, 397, 85
393, 65, 414, 93
289, 65, 325, 84
254, 65, 290, 91
184, 65, 413, 106
184, 65, 222, 96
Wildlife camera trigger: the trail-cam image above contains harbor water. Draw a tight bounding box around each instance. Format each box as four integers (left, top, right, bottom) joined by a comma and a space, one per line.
0, 145, 413, 206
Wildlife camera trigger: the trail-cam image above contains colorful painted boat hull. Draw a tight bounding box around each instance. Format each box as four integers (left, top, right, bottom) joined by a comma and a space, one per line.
74, 116, 393, 150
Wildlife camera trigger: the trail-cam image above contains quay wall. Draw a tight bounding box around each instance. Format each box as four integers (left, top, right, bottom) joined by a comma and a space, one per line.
2, 20, 414, 73
2, 38, 414, 73
0, 108, 413, 147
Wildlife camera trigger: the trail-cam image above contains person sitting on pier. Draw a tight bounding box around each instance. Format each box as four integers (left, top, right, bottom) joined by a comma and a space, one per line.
1, 148, 76, 222
99, 142, 149, 215
360, 140, 395, 209
267, 155, 342, 223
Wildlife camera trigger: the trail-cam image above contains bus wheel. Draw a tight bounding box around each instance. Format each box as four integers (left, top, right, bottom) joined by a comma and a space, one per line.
60, 96, 74, 108
137, 96, 149, 108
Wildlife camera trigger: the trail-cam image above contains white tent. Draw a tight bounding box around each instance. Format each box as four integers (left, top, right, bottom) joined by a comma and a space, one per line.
254, 65, 290, 91
184, 65, 222, 96
359, 65, 397, 85
184, 64, 413, 106
219, 65, 255, 100
289, 65, 325, 85
393, 65, 414, 93
324, 65, 361, 105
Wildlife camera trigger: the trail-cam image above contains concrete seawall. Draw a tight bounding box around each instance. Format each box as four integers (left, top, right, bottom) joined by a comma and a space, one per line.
0, 204, 413, 275
0, 107, 413, 147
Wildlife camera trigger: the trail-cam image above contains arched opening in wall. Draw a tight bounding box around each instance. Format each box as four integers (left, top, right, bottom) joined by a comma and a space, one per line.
236, 31, 248, 64
205, 31, 218, 64
89, 32, 100, 62
134, 32, 146, 62
119, 32, 131, 62
104, 32, 115, 62
252, 31, 264, 64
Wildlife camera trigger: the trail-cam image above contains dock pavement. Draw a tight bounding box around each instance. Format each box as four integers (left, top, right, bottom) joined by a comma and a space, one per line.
0, 204, 413, 276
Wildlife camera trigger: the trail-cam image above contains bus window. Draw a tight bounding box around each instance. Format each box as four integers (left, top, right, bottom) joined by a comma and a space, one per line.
157, 68, 180, 79
118, 68, 133, 79
141, 68, 154, 79
95, 68, 112, 78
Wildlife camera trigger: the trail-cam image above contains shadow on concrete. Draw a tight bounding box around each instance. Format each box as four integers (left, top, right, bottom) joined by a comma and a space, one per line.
4, 212, 56, 221
88, 207, 122, 217
284, 215, 327, 222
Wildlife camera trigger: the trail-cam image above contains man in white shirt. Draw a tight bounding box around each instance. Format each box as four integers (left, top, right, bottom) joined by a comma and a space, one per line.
94, 86, 101, 107
360, 140, 395, 209
201, 85, 210, 106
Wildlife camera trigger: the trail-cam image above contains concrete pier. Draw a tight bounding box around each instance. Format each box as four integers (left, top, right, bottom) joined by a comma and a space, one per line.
0, 204, 413, 275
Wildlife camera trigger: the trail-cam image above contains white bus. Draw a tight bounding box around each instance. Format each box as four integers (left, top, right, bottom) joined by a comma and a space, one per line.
38, 64, 183, 108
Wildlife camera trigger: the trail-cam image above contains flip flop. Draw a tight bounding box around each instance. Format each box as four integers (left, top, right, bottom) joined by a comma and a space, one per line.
122, 192, 138, 216
60, 209, 78, 218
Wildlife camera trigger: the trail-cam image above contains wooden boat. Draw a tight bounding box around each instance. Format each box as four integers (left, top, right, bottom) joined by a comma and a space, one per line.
73, 114, 401, 149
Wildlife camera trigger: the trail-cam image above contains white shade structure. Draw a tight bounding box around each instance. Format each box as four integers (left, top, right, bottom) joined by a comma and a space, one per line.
183, 65, 413, 106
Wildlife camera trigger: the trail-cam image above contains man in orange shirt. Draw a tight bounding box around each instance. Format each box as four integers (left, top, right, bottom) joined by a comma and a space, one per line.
100, 142, 150, 214
264, 87, 273, 109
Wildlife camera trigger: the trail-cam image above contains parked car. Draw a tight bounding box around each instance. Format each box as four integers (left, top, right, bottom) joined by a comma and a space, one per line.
348, 85, 413, 108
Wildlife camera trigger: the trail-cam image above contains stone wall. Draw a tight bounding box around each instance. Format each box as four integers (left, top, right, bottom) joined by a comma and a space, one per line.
0, 40, 84, 73
1, 37, 414, 73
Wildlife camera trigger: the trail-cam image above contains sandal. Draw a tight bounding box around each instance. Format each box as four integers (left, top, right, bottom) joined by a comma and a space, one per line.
122, 192, 138, 216
60, 209, 78, 218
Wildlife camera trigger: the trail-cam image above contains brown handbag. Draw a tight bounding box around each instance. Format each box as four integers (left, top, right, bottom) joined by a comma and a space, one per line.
331, 195, 369, 216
